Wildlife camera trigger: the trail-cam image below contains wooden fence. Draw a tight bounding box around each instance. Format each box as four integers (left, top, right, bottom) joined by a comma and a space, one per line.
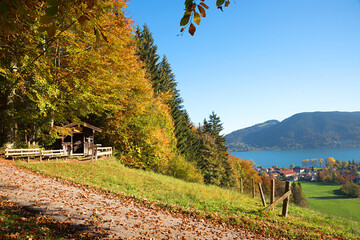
4, 147, 112, 162
245, 177, 292, 217
40, 149, 66, 161
5, 148, 41, 161
93, 147, 112, 161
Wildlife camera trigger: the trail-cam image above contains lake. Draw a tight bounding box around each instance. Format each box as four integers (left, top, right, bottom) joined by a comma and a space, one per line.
231, 148, 360, 168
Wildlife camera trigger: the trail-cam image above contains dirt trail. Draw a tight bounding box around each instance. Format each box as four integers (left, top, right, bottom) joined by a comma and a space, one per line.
0, 159, 272, 239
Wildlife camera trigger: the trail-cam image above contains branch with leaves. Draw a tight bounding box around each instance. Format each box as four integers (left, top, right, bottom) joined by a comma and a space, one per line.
180, 0, 230, 35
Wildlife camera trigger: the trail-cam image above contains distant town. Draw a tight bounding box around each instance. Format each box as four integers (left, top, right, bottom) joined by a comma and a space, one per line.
254, 157, 360, 185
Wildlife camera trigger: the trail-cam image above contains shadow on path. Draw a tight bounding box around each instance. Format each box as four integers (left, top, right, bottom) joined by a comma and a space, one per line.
0, 196, 106, 239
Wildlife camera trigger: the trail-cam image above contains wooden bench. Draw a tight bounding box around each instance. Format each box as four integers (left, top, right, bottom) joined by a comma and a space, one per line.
5, 148, 41, 161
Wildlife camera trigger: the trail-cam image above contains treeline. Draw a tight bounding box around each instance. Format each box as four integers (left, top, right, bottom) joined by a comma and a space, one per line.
313, 158, 360, 198
133, 25, 260, 188
301, 157, 360, 168
0, 1, 259, 190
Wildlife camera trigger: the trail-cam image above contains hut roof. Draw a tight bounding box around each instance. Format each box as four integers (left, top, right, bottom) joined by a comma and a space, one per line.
63, 122, 102, 133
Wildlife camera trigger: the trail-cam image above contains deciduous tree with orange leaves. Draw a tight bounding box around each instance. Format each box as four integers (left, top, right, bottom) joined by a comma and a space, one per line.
0, 0, 177, 172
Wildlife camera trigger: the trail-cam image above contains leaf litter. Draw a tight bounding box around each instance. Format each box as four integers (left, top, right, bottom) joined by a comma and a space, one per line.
0, 159, 273, 239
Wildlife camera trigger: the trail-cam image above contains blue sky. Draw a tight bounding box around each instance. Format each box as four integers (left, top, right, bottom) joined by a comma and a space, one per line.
126, 0, 360, 134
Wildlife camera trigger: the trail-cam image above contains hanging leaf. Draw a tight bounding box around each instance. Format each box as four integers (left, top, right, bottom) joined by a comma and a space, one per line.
38, 26, 48, 32
193, 11, 201, 25
200, 2, 209, 9
180, 12, 191, 26
225, 1, 230, 7
78, 15, 89, 24
47, 23, 56, 38
180, 27, 185, 32
198, 5, 206, 17
46, 0, 58, 5
218, 6, 223, 11
45, 5, 58, 16
40, 15, 53, 24
95, 29, 100, 44
185, 0, 193, 9
86, 0, 95, 9
100, 30, 108, 42
189, 23, 196, 36
216, 0, 225, 7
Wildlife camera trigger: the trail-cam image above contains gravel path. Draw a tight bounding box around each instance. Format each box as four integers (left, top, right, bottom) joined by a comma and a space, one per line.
0, 159, 273, 239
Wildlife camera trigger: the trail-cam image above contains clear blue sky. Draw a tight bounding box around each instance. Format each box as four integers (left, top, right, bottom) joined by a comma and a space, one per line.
126, 0, 360, 134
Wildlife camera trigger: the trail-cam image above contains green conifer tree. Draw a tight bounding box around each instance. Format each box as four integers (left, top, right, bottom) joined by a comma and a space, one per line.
134, 25, 200, 163
196, 112, 234, 187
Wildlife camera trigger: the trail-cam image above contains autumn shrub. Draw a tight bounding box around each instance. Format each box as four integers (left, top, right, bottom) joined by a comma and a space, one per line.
341, 182, 360, 198
106, 94, 177, 173
291, 182, 309, 207
274, 180, 308, 207
167, 154, 204, 183
227, 155, 261, 192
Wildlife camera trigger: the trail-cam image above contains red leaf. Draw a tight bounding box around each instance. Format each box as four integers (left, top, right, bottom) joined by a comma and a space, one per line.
189, 23, 196, 36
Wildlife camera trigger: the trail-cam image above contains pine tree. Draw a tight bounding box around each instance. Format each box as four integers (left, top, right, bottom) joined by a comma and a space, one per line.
134, 25, 161, 93
134, 25, 200, 163
196, 112, 234, 187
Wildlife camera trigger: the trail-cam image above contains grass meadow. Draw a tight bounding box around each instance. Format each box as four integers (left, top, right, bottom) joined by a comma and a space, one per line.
301, 181, 360, 222
16, 158, 360, 239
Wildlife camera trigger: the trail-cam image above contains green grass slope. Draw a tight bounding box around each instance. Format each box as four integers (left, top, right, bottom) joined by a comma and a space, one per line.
18, 158, 359, 239
301, 182, 360, 222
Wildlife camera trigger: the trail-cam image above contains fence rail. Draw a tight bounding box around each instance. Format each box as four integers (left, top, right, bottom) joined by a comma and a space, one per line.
96, 147, 112, 157
247, 177, 292, 217
40, 149, 66, 160
5, 148, 41, 160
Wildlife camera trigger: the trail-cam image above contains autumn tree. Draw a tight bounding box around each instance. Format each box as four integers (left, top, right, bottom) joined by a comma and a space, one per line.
0, 0, 177, 173
134, 25, 201, 164
228, 155, 261, 192
0, 0, 109, 146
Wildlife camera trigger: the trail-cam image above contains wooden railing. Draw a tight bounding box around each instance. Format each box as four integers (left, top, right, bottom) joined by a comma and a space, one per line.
4, 148, 66, 161
40, 149, 66, 161
4, 146, 113, 162
5, 148, 41, 160
96, 147, 112, 157
243, 178, 292, 217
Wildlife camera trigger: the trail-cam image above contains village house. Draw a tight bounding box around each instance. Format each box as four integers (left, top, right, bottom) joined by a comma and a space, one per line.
293, 167, 305, 173
278, 169, 296, 178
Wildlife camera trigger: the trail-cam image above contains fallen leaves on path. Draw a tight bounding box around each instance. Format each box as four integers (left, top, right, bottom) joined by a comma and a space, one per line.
0, 159, 272, 239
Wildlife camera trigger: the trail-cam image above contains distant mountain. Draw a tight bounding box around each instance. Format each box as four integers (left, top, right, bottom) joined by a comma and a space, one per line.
225, 111, 360, 151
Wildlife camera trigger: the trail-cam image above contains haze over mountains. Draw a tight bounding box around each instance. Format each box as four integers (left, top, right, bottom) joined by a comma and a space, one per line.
225, 112, 360, 152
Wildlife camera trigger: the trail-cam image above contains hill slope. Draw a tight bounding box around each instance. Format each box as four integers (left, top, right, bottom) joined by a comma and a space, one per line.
226, 111, 360, 151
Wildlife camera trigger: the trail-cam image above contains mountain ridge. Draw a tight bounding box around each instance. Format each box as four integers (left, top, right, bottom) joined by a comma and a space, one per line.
225, 111, 360, 151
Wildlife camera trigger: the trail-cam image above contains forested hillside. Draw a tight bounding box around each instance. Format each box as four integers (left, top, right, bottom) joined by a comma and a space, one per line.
0, 0, 259, 189
226, 112, 360, 151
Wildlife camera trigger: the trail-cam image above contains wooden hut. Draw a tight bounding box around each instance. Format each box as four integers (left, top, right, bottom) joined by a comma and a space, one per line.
61, 122, 102, 156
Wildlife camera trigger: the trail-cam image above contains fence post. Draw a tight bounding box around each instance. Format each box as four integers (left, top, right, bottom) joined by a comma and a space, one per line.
240, 178, 243, 194
282, 181, 291, 217
270, 179, 275, 210
258, 183, 267, 207
252, 178, 255, 198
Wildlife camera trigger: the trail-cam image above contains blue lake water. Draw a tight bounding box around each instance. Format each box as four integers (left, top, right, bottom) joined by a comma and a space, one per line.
231, 148, 360, 168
